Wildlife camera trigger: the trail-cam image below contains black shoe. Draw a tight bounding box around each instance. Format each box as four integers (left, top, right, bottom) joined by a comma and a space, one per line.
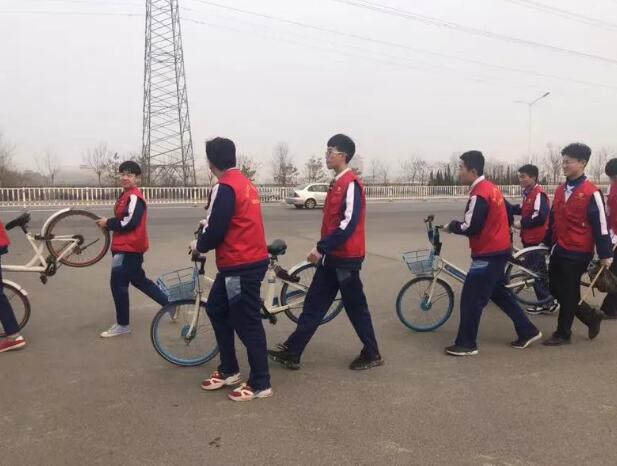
588, 310, 602, 340
349, 352, 384, 370
445, 345, 478, 356
542, 332, 571, 346
511, 331, 543, 349
267, 343, 300, 370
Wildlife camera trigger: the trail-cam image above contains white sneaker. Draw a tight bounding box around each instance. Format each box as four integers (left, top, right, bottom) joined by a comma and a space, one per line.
228, 383, 273, 402
200, 371, 242, 391
100, 324, 131, 338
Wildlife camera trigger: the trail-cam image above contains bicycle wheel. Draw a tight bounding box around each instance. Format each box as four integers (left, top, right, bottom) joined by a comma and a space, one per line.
150, 299, 219, 367
396, 277, 454, 332
45, 210, 110, 267
280, 263, 344, 324
505, 247, 553, 306
0, 281, 31, 337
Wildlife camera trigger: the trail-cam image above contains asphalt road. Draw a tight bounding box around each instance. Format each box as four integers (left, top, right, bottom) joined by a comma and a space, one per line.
1, 201, 616, 466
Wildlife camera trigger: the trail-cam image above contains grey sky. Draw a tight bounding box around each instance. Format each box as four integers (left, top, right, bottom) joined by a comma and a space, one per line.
1, 0, 616, 176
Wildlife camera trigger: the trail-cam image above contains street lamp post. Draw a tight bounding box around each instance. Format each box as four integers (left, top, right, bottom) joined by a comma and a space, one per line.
514, 91, 551, 162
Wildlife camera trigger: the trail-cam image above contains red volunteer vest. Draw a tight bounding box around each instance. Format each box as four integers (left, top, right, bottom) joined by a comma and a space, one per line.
0, 220, 10, 251
111, 187, 149, 254
215, 169, 268, 269
552, 180, 599, 253
468, 179, 511, 256
607, 182, 617, 234
321, 170, 366, 259
520, 184, 549, 245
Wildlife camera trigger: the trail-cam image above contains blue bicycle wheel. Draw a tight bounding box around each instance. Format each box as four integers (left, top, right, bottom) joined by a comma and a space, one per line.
150, 299, 219, 367
396, 277, 454, 332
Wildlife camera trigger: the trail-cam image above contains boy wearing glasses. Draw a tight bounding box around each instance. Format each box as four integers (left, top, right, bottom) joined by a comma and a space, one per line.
268, 134, 383, 371
543, 143, 613, 346
96, 161, 169, 338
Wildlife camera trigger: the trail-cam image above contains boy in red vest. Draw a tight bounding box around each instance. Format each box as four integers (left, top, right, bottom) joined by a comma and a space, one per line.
543, 143, 612, 346
601, 157, 617, 319
508, 164, 556, 314
444, 151, 541, 356
195, 138, 272, 402
268, 134, 383, 370
0, 219, 26, 353
96, 161, 169, 338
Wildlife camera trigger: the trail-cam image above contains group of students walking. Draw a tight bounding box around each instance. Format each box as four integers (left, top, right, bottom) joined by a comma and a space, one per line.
1, 136, 616, 403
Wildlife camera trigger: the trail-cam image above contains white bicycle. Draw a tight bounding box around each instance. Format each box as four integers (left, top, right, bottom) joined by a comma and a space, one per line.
150, 239, 344, 367
0, 208, 110, 336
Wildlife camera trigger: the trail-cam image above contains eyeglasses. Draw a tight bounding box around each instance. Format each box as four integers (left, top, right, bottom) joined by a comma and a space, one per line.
561, 158, 581, 166
325, 149, 345, 157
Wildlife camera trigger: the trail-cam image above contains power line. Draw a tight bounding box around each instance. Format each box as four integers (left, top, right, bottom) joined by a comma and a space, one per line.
0, 10, 140, 16
188, 0, 617, 91
501, 0, 617, 30
330, 0, 617, 65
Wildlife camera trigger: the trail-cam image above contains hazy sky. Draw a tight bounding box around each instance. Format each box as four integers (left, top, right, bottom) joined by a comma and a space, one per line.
1, 0, 616, 175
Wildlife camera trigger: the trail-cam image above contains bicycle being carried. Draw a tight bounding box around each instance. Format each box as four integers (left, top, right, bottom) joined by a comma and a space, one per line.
0, 208, 110, 337
395, 215, 553, 332
150, 238, 344, 367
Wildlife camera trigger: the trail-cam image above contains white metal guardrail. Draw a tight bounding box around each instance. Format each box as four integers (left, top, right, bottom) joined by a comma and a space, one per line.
0, 184, 608, 208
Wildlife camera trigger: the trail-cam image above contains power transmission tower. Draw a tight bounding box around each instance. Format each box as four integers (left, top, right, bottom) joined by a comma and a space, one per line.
142, 0, 196, 186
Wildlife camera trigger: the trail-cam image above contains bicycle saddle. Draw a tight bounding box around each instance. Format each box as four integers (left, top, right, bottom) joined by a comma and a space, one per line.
267, 239, 287, 256
5, 212, 31, 231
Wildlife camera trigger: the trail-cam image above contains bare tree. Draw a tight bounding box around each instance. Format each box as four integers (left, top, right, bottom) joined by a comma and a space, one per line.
543, 143, 562, 184
37, 150, 61, 186
349, 153, 363, 177
0, 132, 16, 187
590, 147, 610, 183
271, 142, 299, 186
304, 155, 327, 183
369, 159, 390, 185
238, 154, 259, 182
82, 142, 112, 186
398, 158, 414, 184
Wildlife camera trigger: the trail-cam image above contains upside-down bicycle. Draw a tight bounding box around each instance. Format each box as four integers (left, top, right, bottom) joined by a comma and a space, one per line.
0, 208, 110, 336
150, 238, 344, 367
395, 215, 553, 332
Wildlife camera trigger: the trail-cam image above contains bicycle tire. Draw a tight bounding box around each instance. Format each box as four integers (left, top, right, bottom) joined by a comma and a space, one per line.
396, 276, 454, 332
45, 210, 110, 268
280, 262, 344, 324
150, 299, 219, 367
505, 247, 553, 306
0, 281, 31, 337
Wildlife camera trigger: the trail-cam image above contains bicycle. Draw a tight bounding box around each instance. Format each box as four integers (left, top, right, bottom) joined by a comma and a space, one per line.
150, 238, 344, 367
395, 215, 553, 332
0, 208, 110, 337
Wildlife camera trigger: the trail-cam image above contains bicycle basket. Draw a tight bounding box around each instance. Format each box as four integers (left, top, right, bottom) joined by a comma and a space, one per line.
402, 249, 434, 274
156, 267, 197, 301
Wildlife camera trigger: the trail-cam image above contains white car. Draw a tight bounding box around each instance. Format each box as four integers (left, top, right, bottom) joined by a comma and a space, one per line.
285, 183, 329, 209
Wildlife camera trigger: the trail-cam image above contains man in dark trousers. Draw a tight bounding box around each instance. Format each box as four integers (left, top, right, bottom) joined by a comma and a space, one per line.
195, 137, 272, 402
268, 134, 383, 371
445, 151, 541, 356
96, 161, 169, 338
0, 217, 26, 353
543, 143, 612, 346
508, 164, 556, 315
601, 157, 617, 319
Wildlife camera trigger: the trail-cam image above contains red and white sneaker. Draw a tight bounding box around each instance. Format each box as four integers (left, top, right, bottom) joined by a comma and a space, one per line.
0, 336, 26, 353
228, 383, 273, 402
200, 371, 241, 391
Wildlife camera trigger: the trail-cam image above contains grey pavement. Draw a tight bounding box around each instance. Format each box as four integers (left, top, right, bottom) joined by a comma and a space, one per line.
1, 201, 616, 466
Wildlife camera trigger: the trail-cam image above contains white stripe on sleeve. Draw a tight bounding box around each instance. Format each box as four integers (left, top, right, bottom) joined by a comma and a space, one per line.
531, 192, 541, 219
203, 184, 220, 233
593, 191, 609, 235
339, 182, 355, 230
120, 194, 138, 227
460, 195, 477, 232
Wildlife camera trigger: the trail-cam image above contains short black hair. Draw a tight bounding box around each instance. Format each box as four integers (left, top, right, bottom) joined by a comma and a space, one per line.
327, 134, 355, 162
206, 137, 236, 170
606, 158, 617, 177
518, 164, 539, 180
561, 143, 591, 162
460, 150, 484, 176
118, 160, 141, 176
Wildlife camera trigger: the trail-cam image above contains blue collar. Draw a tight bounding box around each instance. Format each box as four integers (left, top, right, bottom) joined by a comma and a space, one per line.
566, 175, 586, 188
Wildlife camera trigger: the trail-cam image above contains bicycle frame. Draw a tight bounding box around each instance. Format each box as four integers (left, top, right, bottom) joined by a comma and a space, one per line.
1, 208, 81, 274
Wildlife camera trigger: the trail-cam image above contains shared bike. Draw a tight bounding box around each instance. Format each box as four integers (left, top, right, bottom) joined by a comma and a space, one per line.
395, 215, 553, 332
150, 238, 344, 367
0, 208, 110, 336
